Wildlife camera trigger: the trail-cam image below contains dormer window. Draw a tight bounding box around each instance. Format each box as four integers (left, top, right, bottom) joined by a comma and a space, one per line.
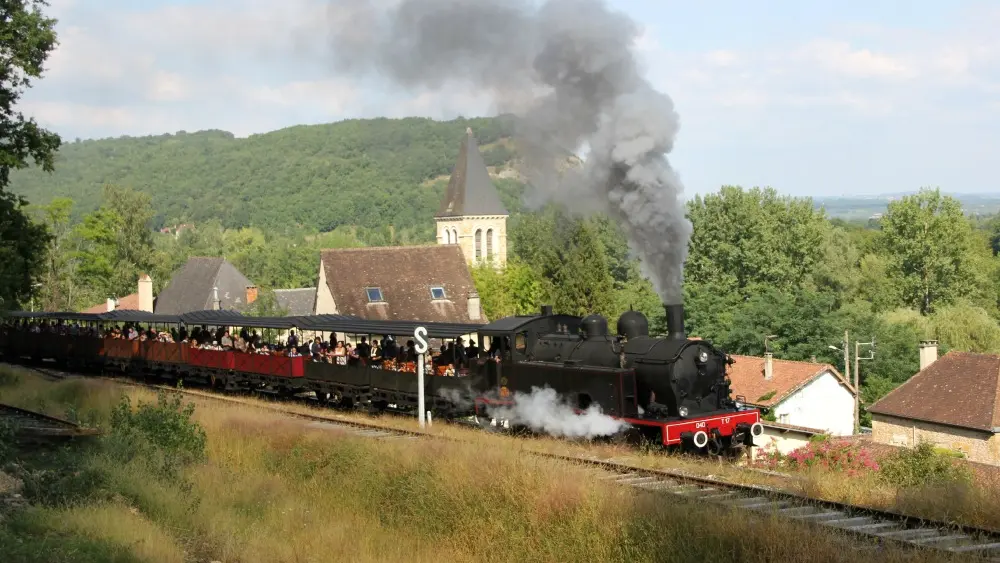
430, 287, 446, 300
366, 287, 384, 303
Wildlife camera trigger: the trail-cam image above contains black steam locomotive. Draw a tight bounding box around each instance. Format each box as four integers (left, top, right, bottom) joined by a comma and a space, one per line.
0, 303, 761, 455
475, 304, 762, 454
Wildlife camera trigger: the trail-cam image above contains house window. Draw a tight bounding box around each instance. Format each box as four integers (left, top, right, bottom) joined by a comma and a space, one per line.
452, 228, 458, 244
445, 229, 452, 244
486, 228, 493, 260
430, 287, 446, 300
475, 228, 482, 260
366, 288, 384, 302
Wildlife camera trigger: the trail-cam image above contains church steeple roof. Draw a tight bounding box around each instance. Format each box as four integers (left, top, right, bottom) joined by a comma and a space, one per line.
436, 128, 509, 218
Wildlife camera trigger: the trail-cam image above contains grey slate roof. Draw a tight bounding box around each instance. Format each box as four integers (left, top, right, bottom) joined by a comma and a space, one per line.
274, 288, 316, 317
153, 257, 254, 315
435, 128, 509, 218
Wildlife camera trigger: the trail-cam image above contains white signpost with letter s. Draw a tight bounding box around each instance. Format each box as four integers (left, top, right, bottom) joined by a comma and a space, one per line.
414, 326, 429, 428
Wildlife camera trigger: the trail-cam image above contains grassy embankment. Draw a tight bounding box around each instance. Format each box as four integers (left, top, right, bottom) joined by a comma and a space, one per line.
121, 372, 1000, 532
0, 366, 985, 562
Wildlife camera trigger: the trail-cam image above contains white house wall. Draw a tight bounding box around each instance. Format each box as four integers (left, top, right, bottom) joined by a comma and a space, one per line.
750, 426, 816, 461
772, 371, 854, 436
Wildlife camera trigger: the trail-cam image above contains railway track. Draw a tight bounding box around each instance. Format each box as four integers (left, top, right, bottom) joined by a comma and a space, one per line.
0, 402, 101, 441
10, 363, 1000, 559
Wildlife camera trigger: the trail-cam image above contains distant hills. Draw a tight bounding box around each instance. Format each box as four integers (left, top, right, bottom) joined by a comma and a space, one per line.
9, 116, 526, 242
9, 115, 999, 235
814, 193, 1000, 221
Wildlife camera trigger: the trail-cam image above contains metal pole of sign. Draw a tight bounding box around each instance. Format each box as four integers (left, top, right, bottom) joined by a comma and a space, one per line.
414, 326, 429, 428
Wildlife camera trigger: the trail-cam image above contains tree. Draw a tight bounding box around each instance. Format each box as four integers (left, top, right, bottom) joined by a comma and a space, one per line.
710, 287, 841, 362
552, 221, 615, 318
32, 197, 78, 310
0, 0, 62, 308
74, 185, 156, 300
471, 260, 546, 320
685, 186, 827, 298
876, 188, 989, 314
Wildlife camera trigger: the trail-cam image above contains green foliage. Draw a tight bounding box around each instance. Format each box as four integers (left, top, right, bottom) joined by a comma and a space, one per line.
18, 455, 107, 507
10, 117, 522, 238
106, 391, 207, 478
0, 512, 144, 563
471, 260, 546, 320
685, 186, 828, 298
878, 441, 972, 488
701, 287, 840, 363
0, 193, 50, 309
73, 185, 156, 301
876, 188, 991, 314
554, 221, 616, 318
756, 390, 777, 402
0, 0, 62, 309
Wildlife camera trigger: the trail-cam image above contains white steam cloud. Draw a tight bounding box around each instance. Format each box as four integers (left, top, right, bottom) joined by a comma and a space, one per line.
321, 0, 692, 303
486, 386, 627, 439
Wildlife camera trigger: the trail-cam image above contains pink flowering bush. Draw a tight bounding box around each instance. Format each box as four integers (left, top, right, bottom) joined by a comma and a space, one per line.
753, 437, 880, 476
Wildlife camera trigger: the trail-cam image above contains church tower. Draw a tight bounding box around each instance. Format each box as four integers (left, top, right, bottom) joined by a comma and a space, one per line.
435, 127, 509, 268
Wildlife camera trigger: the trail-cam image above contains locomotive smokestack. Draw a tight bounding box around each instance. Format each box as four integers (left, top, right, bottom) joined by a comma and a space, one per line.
665, 304, 685, 340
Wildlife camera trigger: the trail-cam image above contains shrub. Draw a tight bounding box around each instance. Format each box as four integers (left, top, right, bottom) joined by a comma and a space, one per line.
877, 441, 972, 488
19, 462, 107, 507
106, 391, 206, 477
785, 440, 880, 475
752, 439, 880, 476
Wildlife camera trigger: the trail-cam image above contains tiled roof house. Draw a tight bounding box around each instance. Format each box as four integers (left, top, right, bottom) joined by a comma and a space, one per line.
869, 348, 1000, 465
728, 354, 856, 436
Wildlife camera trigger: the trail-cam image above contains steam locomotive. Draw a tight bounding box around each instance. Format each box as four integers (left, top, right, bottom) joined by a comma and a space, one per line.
474, 304, 762, 454
0, 303, 761, 455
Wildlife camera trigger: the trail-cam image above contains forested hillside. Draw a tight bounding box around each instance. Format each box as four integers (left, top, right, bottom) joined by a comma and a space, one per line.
10, 116, 525, 241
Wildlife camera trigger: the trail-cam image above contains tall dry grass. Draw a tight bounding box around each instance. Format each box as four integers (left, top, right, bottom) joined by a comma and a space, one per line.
0, 368, 972, 563
0, 365, 993, 563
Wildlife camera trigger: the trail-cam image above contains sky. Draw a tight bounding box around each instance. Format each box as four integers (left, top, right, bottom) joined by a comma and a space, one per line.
18, 0, 1000, 197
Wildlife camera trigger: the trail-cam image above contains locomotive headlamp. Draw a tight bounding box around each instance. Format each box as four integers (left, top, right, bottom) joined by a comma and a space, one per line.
698, 350, 709, 363
678, 406, 689, 417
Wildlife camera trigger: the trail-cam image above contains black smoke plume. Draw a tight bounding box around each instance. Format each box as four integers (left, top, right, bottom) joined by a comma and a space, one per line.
323, 0, 692, 301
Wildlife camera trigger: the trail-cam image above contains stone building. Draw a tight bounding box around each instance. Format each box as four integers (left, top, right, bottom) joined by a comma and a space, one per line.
869, 342, 1000, 465
311, 127, 503, 327
435, 128, 509, 267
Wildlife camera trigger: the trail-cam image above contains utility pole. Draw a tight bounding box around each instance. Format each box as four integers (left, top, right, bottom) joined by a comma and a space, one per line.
842, 330, 850, 393
854, 338, 875, 434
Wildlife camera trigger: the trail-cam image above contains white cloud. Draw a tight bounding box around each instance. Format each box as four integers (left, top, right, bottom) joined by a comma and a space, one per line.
14, 0, 1000, 153
795, 40, 916, 80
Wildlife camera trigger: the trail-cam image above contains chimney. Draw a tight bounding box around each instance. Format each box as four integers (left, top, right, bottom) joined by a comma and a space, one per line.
467, 291, 481, 321
212, 286, 221, 310
106, 298, 116, 312
246, 285, 258, 305
919, 340, 938, 371
664, 304, 685, 339
138, 273, 153, 313
541, 304, 553, 316
764, 352, 774, 380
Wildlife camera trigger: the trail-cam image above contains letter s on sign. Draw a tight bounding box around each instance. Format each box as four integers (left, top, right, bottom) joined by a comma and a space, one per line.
413, 326, 429, 354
